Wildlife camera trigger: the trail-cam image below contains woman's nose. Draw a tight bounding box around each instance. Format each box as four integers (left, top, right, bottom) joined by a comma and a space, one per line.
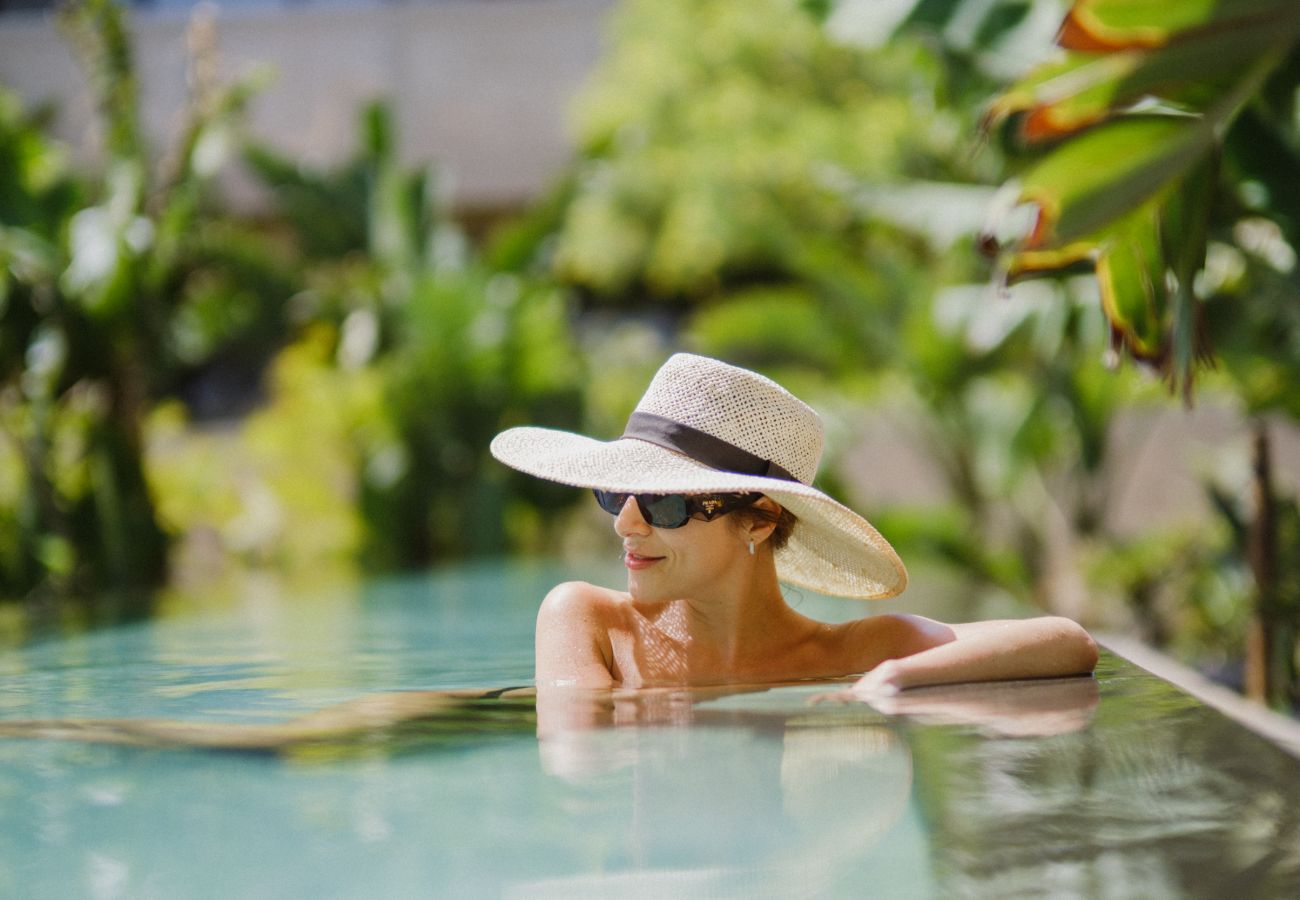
614, 496, 650, 536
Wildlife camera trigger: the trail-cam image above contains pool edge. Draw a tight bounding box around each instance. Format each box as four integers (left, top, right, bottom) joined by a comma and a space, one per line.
1097, 632, 1300, 761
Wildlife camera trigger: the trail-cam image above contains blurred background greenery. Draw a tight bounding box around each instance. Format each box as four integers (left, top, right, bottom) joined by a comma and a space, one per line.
1, 0, 1298, 712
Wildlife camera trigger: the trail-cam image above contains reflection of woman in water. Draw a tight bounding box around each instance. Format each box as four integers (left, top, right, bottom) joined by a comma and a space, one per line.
491, 353, 1098, 694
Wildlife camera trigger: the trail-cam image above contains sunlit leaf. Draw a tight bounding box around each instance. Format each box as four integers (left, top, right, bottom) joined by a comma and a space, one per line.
985, 0, 1300, 396
1002, 151, 1218, 383
1001, 240, 1095, 281
1094, 202, 1167, 361
62, 207, 121, 297
987, 16, 1283, 142
1060, 0, 1298, 51
0, 226, 60, 284
1015, 114, 1210, 249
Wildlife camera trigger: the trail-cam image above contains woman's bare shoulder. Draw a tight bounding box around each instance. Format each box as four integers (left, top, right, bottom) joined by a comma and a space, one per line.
538, 581, 629, 621
535, 581, 631, 649
838, 613, 958, 668
536, 582, 627, 687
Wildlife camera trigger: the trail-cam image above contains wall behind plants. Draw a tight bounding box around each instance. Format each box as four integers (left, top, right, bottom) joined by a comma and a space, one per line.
0, 0, 613, 212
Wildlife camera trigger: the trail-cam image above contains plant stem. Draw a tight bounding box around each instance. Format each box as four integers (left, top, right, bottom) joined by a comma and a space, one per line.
1245, 419, 1277, 704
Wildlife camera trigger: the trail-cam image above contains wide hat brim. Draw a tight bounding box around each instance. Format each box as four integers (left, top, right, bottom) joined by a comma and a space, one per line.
491, 427, 908, 599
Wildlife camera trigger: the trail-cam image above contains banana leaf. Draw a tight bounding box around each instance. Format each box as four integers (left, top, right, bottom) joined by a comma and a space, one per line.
1059, 0, 1297, 51
983, 0, 1300, 390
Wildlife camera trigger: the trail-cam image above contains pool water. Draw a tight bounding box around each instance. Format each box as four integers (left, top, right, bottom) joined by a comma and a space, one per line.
1, 562, 1297, 898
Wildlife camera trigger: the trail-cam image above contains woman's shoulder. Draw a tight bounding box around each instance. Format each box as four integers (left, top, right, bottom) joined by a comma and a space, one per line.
833, 613, 959, 669
535, 582, 627, 687
538, 581, 630, 625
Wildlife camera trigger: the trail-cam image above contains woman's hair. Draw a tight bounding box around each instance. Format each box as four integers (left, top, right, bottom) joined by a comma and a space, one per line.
732, 499, 798, 552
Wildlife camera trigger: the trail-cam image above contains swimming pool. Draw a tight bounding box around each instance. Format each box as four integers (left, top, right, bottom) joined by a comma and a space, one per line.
1, 561, 1297, 898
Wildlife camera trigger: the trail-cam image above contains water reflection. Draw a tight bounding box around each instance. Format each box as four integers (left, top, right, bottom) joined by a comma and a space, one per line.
518, 677, 1104, 898
524, 684, 919, 899
0, 675, 1098, 756
842, 675, 1100, 737
900, 659, 1300, 897
0, 676, 1101, 898
1, 660, 1297, 897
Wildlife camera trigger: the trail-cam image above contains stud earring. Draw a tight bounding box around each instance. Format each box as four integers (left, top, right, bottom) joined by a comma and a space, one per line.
748, 540, 756, 556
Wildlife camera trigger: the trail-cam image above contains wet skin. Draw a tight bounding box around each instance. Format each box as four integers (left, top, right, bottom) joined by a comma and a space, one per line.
534, 496, 1099, 692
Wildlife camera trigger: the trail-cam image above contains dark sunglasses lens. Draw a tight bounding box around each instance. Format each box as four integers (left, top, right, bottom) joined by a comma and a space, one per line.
640, 494, 690, 528
593, 491, 629, 515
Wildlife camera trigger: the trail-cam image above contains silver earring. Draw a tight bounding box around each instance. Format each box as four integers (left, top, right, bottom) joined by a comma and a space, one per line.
748, 540, 756, 556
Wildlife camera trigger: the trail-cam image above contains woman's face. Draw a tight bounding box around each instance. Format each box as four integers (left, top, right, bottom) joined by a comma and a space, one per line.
611, 495, 763, 603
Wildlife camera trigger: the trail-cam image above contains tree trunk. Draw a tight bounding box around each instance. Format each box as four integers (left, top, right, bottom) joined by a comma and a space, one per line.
1245, 419, 1277, 704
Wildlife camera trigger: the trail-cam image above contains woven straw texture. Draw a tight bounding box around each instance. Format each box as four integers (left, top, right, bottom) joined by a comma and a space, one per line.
490, 354, 907, 599
635, 354, 823, 484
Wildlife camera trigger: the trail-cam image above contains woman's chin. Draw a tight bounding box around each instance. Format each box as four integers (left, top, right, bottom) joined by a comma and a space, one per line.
626, 572, 668, 603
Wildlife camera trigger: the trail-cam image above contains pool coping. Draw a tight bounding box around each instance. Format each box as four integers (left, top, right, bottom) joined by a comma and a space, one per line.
1098, 632, 1300, 760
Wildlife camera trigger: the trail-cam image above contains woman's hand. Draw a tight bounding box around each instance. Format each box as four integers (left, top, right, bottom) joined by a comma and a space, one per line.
852, 658, 905, 698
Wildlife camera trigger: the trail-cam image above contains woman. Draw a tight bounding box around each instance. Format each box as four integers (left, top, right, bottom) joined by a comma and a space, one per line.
491, 353, 1098, 694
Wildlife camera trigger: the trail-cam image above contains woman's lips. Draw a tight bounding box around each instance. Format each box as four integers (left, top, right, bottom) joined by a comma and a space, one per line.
623, 551, 664, 570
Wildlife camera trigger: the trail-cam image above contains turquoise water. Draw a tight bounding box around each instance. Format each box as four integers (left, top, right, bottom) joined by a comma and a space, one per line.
1, 561, 1297, 898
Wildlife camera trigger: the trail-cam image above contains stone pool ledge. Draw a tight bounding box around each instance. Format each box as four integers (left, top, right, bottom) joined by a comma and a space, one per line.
1098, 632, 1300, 760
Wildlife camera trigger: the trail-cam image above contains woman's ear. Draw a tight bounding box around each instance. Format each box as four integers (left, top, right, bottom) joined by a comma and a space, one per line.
746, 496, 782, 545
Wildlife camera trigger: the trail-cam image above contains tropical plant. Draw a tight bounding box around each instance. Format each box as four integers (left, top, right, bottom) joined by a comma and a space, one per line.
0, 0, 286, 603
981, 0, 1300, 396
218, 103, 588, 569
540, 0, 981, 305
973, 0, 1300, 704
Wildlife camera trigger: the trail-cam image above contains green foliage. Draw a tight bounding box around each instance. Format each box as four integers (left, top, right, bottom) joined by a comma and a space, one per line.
4, 7, 587, 589
0, 0, 289, 601
366, 270, 585, 566
0, 56, 172, 599
1085, 525, 1250, 657
1208, 476, 1300, 709
901, 280, 1166, 600
1084, 471, 1300, 710
961, 0, 1300, 706
682, 226, 941, 378
687, 286, 852, 372
550, 0, 967, 301
149, 271, 586, 573
853, 0, 1300, 707
982, 0, 1300, 395
235, 103, 587, 568
245, 102, 466, 338
147, 328, 382, 574
1200, 218, 1300, 420
870, 504, 1033, 593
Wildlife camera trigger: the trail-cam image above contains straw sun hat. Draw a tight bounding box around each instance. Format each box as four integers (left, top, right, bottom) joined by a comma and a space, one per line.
490, 353, 907, 599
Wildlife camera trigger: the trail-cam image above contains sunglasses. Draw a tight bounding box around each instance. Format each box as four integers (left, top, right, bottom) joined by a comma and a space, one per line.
592, 491, 762, 528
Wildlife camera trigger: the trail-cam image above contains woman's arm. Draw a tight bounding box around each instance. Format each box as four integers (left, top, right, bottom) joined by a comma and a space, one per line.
852, 615, 1098, 697
535, 582, 618, 689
